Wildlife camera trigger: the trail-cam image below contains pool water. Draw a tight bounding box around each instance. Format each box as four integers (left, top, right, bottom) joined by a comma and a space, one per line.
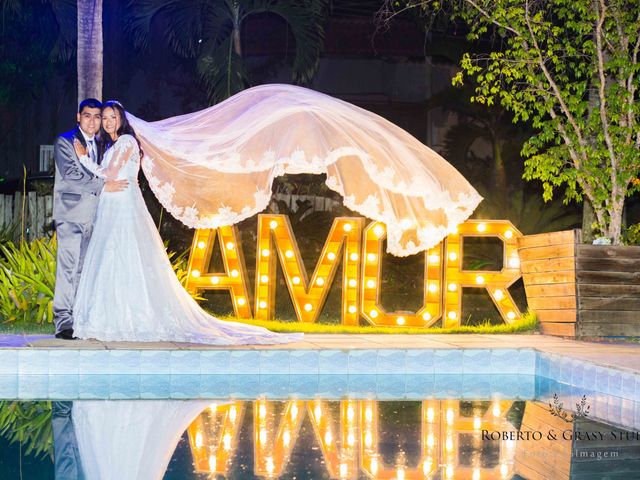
0, 375, 638, 479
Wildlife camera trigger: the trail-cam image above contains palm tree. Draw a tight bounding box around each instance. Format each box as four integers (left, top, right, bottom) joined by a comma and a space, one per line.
128, 0, 327, 104
77, 0, 103, 102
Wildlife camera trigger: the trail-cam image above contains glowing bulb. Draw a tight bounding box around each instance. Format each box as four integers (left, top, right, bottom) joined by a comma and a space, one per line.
230, 269, 239, 277
426, 407, 435, 423
494, 289, 504, 300
366, 279, 376, 289
428, 283, 438, 293
492, 403, 501, 416
347, 432, 355, 446
266, 457, 274, 474
364, 431, 373, 448
369, 309, 378, 318
446, 436, 453, 452
237, 297, 246, 306
473, 468, 481, 480
229, 406, 237, 422
427, 433, 434, 447
448, 283, 457, 292
191, 269, 201, 278
448, 311, 457, 320
476, 275, 485, 285
259, 404, 267, 419
371, 457, 379, 474
365, 406, 373, 422
290, 404, 298, 419
348, 278, 357, 288
500, 462, 509, 478
340, 463, 348, 477
324, 430, 333, 445
373, 224, 385, 237
422, 312, 432, 321
283, 430, 291, 446
208, 454, 216, 471
292, 276, 301, 285
349, 252, 359, 261
327, 251, 336, 261
314, 405, 322, 420
304, 303, 313, 312
428, 254, 440, 264
210, 276, 220, 284
400, 218, 413, 229
397, 468, 405, 480
195, 432, 203, 447
448, 251, 458, 261
197, 241, 206, 249
446, 464, 454, 479
285, 249, 294, 258
226, 241, 234, 250
260, 274, 269, 283
347, 406, 355, 421
446, 408, 454, 425
269, 220, 278, 229
316, 277, 325, 286
367, 253, 377, 262
261, 248, 270, 257
477, 223, 487, 232
259, 429, 267, 444
474, 416, 481, 430
396, 316, 405, 325
223, 433, 231, 450
259, 300, 267, 309
507, 311, 516, 320
509, 257, 520, 268
423, 459, 432, 476
348, 305, 357, 314
343, 223, 352, 232
504, 229, 514, 239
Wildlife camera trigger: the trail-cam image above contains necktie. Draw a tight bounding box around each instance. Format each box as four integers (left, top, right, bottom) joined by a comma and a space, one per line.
87, 139, 96, 163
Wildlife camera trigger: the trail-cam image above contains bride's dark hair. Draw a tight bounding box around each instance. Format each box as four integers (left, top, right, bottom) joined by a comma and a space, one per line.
99, 100, 144, 158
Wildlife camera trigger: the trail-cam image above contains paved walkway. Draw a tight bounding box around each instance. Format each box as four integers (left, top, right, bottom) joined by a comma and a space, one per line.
7, 333, 640, 375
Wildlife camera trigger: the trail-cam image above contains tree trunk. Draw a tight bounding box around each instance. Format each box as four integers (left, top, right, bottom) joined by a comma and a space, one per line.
608, 199, 624, 245
492, 136, 507, 207
77, 0, 103, 103
581, 198, 596, 243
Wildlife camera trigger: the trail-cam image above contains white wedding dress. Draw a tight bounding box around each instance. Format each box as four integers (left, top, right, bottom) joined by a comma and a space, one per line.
73, 134, 301, 344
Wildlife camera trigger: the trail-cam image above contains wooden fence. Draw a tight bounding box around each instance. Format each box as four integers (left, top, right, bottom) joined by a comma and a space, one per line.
0, 192, 54, 240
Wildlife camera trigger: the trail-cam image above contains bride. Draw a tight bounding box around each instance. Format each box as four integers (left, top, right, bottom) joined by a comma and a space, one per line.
72, 100, 301, 344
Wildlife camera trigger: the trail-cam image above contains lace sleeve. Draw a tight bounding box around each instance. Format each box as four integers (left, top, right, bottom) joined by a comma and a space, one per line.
87, 135, 138, 180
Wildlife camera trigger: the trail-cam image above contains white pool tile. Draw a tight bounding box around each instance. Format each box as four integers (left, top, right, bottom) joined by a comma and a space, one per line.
229, 351, 260, 375
259, 351, 290, 375
140, 351, 171, 375
289, 350, 319, 375
318, 350, 348, 375
170, 351, 201, 375
18, 350, 48, 375
200, 351, 230, 375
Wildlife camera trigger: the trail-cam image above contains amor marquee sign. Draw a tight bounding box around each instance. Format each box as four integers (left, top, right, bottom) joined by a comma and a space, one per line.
186, 215, 523, 327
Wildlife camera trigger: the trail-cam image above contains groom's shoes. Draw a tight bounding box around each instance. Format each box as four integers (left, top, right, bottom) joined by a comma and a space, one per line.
55, 329, 78, 340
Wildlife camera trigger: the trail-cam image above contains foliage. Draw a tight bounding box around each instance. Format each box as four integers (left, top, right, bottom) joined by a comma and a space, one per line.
221, 310, 538, 334
0, 237, 201, 325
0, 401, 53, 460
621, 223, 640, 245
382, 0, 640, 245
127, 0, 328, 104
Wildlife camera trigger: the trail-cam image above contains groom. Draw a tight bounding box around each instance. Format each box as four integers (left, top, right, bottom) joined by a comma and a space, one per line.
52, 99, 126, 340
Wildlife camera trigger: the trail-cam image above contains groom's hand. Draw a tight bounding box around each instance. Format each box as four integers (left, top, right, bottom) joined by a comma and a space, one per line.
104, 179, 129, 192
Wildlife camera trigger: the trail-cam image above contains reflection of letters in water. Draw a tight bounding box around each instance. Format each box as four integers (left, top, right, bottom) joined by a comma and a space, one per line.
50, 399, 637, 479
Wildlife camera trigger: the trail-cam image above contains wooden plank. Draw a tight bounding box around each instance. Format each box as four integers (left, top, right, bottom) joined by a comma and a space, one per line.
535, 309, 577, 323
577, 244, 640, 259
578, 310, 640, 323
522, 271, 576, 285
520, 257, 575, 274
579, 296, 640, 311
3, 195, 12, 227
44, 194, 53, 234
578, 322, 640, 337
0, 195, 4, 227
525, 283, 576, 297
12, 192, 21, 229
527, 296, 576, 310
27, 192, 37, 241
517, 229, 578, 249
517, 244, 576, 261
577, 257, 640, 272
36, 196, 45, 238
540, 322, 576, 336
576, 270, 640, 285
578, 283, 640, 297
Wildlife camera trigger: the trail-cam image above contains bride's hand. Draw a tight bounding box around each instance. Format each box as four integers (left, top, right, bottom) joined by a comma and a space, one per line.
104, 179, 129, 192
73, 138, 88, 157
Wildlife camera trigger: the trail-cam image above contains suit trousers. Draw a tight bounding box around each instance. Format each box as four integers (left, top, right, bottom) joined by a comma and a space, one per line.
53, 220, 94, 334
52, 401, 85, 479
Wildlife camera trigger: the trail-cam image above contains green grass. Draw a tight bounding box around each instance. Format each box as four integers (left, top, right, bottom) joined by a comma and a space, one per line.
0, 311, 538, 335
217, 311, 538, 335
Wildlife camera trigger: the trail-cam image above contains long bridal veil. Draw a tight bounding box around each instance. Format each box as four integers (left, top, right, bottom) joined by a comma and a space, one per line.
127, 84, 482, 256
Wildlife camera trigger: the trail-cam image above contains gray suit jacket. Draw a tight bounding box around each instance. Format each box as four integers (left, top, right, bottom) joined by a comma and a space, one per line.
53, 127, 104, 224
